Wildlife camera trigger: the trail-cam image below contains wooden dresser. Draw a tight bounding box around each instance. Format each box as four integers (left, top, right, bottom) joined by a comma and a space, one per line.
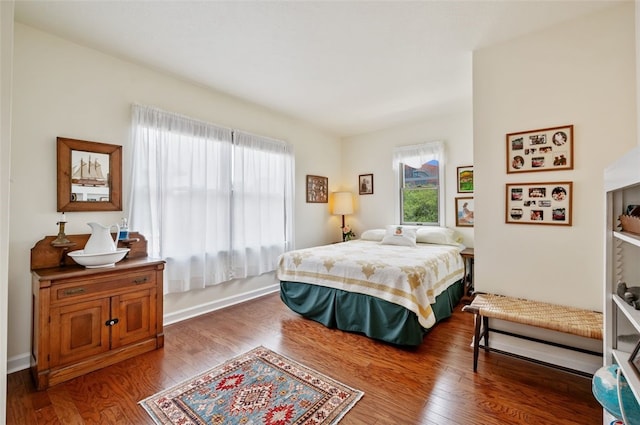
30, 232, 165, 390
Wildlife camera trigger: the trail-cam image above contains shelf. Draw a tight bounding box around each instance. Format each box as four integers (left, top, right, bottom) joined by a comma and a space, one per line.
613, 294, 640, 335
612, 349, 640, 405
618, 333, 639, 353
606, 148, 640, 425
613, 231, 640, 248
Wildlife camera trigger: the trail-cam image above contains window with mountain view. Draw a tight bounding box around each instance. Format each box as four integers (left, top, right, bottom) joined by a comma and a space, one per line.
393, 142, 444, 226
401, 160, 440, 224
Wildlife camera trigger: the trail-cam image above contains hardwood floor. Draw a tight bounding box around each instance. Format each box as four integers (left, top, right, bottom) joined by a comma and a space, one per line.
7, 292, 601, 424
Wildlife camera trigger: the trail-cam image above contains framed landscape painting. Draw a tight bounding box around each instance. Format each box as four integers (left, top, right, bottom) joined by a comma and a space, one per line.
457, 166, 473, 193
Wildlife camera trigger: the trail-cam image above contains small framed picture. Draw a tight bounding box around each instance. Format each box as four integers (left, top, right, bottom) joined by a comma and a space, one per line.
457, 166, 473, 193
630, 338, 640, 375
506, 125, 573, 174
57, 137, 122, 212
505, 181, 573, 226
359, 174, 374, 195
455, 197, 474, 227
306, 175, 328, 203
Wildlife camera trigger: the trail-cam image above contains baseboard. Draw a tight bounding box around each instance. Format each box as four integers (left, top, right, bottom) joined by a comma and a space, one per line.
7, 353, 30, 374
162, 283, 281, 326
486, 332, 602, 375
7, 284, 281, 373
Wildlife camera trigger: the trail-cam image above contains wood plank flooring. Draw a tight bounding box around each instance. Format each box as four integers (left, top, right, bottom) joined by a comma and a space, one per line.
7, 292, 602, 424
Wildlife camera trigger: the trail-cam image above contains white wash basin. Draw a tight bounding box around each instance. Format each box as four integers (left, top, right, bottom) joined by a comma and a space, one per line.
68, 248, 130, 268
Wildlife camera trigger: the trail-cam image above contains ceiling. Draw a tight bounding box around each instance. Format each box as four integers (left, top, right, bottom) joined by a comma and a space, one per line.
14, 0, 625, 137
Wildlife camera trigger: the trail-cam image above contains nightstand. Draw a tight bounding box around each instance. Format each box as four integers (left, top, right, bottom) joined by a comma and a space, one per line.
460, 247, 474, 300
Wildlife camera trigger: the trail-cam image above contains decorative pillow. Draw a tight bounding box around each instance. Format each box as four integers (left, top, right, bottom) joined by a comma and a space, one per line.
416, 226, 463, 246
381, 225, 417, 247
360, 229, 386, 241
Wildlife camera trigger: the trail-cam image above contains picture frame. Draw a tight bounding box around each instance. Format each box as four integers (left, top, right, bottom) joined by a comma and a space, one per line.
359, 173, 374, 195
629, 339, 640, 376
306, 175, 328, 203
455, 197, 474, 227
506, 125, 573, 174
57, 137, 122, 212
457, 166, 474, 193
505, 181, 573, 226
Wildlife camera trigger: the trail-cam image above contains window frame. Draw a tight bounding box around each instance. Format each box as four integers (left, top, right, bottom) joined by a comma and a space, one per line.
399, 160, 444, 226
393, 141, 445, 227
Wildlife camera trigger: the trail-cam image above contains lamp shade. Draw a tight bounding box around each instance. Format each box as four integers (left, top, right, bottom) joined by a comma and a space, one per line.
332, 192, 354, 215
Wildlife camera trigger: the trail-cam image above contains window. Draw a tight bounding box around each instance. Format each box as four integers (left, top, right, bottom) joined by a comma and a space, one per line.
393, 142, 445, 226
129, 105, 294, 293
401, 160, 440, 224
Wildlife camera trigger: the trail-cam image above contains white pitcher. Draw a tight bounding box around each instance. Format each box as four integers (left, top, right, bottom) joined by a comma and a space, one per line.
84, 222, 120, 254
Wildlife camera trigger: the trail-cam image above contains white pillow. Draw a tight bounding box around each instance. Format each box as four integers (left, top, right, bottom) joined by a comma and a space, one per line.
360, 229, 386, 241
416, 227, 463, 246
381, 225, 417, 247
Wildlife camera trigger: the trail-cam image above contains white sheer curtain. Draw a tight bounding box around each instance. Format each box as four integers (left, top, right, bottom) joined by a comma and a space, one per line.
392, 141, 445, 170
231, 131, 294, 278
129, 105, 294, 294
129, 105, 233, 293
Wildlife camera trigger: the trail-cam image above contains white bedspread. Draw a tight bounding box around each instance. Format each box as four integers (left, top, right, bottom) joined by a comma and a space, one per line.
276, 240, 465, 329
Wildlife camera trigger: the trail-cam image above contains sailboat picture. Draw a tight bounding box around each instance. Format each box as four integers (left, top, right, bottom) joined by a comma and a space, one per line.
71, 150, 109, 187
57, 137, 122, 211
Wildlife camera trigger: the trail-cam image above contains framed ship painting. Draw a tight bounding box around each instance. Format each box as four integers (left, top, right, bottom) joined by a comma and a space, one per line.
57, 137, 122, 212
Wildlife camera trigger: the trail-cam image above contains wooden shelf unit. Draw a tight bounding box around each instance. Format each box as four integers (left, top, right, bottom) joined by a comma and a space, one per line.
603, 146, 640, 421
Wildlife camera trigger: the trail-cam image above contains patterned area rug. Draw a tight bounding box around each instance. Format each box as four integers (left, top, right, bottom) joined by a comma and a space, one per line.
139, 346, 364, 425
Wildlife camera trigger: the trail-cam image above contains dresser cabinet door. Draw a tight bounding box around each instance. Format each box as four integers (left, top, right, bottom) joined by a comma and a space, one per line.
111, 287, 157, 349
50, 298, 111, 367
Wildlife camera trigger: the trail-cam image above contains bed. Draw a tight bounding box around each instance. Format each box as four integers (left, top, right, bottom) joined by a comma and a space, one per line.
277, 226, 466, 346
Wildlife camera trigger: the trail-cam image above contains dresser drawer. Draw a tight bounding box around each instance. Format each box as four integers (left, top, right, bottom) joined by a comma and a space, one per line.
52, 270, 156, 304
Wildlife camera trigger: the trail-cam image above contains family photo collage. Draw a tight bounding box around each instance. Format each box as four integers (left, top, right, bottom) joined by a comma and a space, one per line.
505, 125, 574, 226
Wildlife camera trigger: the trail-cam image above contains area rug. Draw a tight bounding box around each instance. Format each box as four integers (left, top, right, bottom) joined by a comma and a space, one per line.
139, 346, 364, 425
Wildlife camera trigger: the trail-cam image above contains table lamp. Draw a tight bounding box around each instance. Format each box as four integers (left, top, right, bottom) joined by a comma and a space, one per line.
332, 192, 354, 241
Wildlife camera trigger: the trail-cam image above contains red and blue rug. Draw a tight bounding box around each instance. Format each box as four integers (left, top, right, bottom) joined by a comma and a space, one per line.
139, 346, 364, 424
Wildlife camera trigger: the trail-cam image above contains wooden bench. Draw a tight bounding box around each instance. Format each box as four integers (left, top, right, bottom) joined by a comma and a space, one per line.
462, 293, 603, 376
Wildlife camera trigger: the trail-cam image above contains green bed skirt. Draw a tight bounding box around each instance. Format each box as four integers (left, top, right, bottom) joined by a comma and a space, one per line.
279, 279, 464, 346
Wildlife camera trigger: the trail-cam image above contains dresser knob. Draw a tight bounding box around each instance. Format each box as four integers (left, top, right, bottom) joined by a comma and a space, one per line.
105, 318, 119, 327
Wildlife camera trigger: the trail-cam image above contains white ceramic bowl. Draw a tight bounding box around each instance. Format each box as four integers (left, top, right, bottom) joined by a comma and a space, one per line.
68, 248, 130, 268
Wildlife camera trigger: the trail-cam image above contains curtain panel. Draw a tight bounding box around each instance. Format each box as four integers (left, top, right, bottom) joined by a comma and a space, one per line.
231, 130, 295, 279
392, 140, 445, 170
129, 105, 294, 293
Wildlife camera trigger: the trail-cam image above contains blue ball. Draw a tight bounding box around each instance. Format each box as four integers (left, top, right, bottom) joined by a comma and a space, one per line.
592, 364, 640, 425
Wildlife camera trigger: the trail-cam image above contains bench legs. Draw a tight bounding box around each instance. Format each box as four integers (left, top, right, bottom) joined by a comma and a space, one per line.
472, 314, 489, 372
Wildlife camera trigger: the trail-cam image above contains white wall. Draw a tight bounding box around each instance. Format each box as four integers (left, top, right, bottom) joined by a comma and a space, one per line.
637, 0, 640, 142
8, 23, 342, 368
0, 1, 14, 421
473, 3, 637, 312
341, 105, 474, 247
